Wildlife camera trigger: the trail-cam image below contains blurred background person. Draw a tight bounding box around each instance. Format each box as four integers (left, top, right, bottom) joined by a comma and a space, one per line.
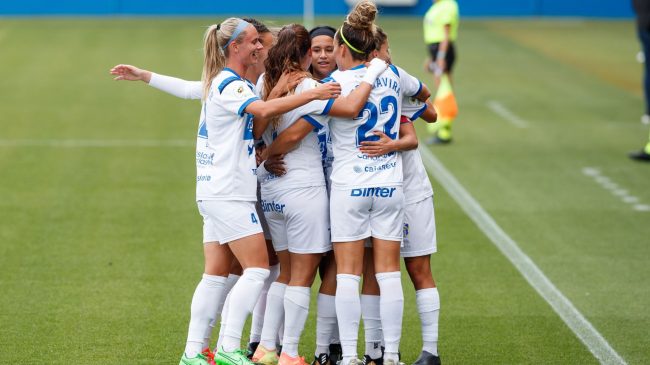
423, 0, 459, 144
630, 0, 650, 161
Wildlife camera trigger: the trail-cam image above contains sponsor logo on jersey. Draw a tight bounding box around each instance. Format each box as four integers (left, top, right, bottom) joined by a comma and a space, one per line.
364, 162, 397, 173
196, 151, 215, 166
261, 199, 286, 213
350, 187, 397, 198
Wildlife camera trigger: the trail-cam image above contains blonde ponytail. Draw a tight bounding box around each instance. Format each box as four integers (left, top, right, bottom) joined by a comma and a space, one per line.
201, 18, 248, 99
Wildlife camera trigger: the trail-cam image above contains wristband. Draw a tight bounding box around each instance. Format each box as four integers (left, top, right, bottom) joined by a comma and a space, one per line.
436, 51, 446, 60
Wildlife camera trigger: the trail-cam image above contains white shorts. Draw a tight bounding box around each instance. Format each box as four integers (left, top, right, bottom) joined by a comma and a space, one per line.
197, 200, 263, 244
262, 186, 331, 254
330, 185, 404, 242
401, 196, 437, 257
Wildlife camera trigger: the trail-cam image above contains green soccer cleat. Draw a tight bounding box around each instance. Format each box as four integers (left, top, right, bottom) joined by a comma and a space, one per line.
216, 347, 257, 365
180, 352, 210, 365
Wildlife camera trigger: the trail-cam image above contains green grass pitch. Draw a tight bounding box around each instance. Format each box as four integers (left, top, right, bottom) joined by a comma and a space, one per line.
0, 17, 649, 364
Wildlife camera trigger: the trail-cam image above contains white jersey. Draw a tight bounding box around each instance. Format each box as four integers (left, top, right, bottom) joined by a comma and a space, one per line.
317, 125, 334, 190
310, 64, 422, 189
401, 96, 434, 204
196, 68, 260, 201
257, 76, 333, 193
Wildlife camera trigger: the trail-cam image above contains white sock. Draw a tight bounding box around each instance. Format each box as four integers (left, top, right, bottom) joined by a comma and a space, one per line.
282, 286, 311, 357
221, 268, 270, 352
361, 294, 382, 359
315, 293, 337, 356
336, 274, 361, 363
185, 274, 227, 358
376, 272, 403, 362
251, 264, 278, 343
213, 274, 240, 351
259, 282, 287, 350
204, 274, 240, 349
416, 288, 440, 356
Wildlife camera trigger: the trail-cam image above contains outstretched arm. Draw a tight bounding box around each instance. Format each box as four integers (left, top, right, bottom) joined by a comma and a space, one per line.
245, 82, 340, 120
110, 64, 202, 100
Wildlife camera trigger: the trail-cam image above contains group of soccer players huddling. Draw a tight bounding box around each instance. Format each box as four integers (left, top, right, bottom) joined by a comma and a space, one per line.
110, 2, 441, 365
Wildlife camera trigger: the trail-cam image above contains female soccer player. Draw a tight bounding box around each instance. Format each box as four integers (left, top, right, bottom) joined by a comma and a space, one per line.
269, 3, 428, 365
252, 23, 388, 365
118, 17, 339, 365
110, 19, 301, 362
357, 28, 442, 365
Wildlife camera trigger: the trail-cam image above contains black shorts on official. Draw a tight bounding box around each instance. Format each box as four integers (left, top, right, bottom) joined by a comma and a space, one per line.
427, 42, 456, 73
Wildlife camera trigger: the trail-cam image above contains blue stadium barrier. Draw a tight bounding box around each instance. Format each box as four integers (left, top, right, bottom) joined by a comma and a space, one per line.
0, 0, 635, 18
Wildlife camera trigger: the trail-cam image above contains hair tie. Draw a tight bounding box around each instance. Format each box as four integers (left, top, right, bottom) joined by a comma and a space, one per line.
223, 20, 250, 50
339, 27, 364, 54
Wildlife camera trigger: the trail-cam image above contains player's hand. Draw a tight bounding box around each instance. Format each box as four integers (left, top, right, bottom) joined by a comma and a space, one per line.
311, 82, 341, 100
265, 154, 286, 176
110, 64, 152, 83
359, 131, 395, 157
255, 144, 267, 166
269, 71, 308, 99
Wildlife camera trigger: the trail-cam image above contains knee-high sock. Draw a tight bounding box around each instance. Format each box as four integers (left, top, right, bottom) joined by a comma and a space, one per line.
376, 272, 403, 362
259, 282, 287, 349
221, 268, 270, 352
336, 274, 361, 365
315, 293, 337, 356
416, 288, 440, 356
361, 294, 382, 359
282, 286, 311, 357
204, 273, 239, 349
186, 274, 227, 357
250, 264, 280, 344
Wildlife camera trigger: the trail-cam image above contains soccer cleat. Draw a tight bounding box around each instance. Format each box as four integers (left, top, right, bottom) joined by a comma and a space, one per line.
278, 352, 310, 365
328, 344, 342, 365
311, 353, 331, 365
252, 344, 279, 365
180, 352, 210, 365
202, 347, 217, 365
246, 342, 260, 359
629, 149, 650, 162
412, 351, 441, 365
215, 348, 256, 365
361, 355, 383, 365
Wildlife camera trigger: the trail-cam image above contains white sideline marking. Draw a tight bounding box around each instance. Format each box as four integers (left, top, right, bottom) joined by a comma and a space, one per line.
418, 146, 627, 365
486, 100, 529, 128
0, 139, 194, 148
582, 167, 648, 213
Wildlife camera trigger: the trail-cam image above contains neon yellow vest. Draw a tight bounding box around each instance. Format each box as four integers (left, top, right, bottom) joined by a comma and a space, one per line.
423, 0, 459, 44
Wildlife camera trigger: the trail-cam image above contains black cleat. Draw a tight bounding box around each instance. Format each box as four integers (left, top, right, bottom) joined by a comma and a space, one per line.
329, 344, 342, 365
629, 149, 650, 162
412, 351, 440, 365
311, 353, 331, 365
246, 342, 260, 359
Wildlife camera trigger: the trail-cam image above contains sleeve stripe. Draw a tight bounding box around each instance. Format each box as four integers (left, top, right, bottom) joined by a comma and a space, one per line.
238, 96, 260, 116
321, 98, 335, 115
410, 104, 428, 121
218, 76, 241, 93
302, 115, 324, 129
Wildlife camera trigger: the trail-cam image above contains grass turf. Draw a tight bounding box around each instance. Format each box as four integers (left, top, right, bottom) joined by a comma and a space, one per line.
0, 17, 648, 364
